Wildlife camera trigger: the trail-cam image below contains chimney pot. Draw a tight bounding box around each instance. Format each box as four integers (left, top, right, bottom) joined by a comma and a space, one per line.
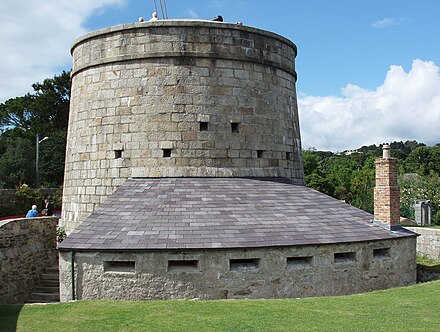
382, 144, 391, 159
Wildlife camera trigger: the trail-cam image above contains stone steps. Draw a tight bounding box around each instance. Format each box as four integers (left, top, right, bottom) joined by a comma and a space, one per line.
38, 278, 59, 287
27, 265, 60, 303
33, 285, 60, 293
27, 292, 60, 303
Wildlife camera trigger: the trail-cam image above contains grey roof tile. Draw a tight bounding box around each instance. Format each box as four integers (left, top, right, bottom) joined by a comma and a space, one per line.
59, 178, 415, 251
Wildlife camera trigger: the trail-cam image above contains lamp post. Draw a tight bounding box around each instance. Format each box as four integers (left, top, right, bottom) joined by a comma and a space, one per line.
36, 133, 49, 188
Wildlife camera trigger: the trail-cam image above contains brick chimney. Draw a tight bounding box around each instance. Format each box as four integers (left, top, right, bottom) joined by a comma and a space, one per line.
374, 144, 401, 230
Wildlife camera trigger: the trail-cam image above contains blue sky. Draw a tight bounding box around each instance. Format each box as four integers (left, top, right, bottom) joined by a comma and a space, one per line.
1, 0, 439, 150
83, 0, 440, 97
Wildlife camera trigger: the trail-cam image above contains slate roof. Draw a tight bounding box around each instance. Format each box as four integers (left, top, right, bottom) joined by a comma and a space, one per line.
59, 178, 414, 251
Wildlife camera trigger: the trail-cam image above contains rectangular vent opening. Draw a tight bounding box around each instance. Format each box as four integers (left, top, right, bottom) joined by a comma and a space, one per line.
257, 150, 264, 158
231, 122, 240, 133
104, 261, 135, 273
168, 260, 199, 272
199, 122, 209, 131
229, 258, 259, 272
114, 150, 123, 159
162, 148, 172, 157
373, 248, 391, 259
287, 256, 313, 268
286, 152, 292, 160
334, 252, 356, 263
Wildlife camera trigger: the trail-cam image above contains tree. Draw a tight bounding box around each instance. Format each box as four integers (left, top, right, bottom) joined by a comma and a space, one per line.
0, 71, 70, 188
302, 148, 320, 176
305, 173, 333, 196
320, 156, 360, 202
39, 130, 67, 187
350, 157, 375, 213
405, 146, 440, 176
400, 172, 440, 224
0, 137, 35, 188
303, 148, 335, 196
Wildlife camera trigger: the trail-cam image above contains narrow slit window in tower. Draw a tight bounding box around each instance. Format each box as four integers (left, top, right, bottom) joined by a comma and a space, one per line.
163, 149, 172, 157
257, 150, 264, 158
231, 122, 239, 133
114, 150, 123, 159
199, 122, 209, 131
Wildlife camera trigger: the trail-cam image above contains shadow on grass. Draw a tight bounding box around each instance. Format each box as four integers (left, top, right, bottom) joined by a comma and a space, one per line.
0, 304, 24, 332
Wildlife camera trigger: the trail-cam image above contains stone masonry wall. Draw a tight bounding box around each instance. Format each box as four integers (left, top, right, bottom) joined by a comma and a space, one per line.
405, 227, 440, 260
0, 217, 58, 304
62, 20, 303, 232
59, 237, 416, 301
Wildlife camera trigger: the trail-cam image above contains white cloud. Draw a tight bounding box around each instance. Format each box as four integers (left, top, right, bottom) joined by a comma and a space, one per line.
186, 9, 199, 18
372, 17, 405, 29
298, 59, 440, 151
208, 1, 226, 10
0, 0, 125, 103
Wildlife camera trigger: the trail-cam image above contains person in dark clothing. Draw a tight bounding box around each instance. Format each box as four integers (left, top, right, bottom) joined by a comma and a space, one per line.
211, 15, 223, 22
42, 199, 53, 216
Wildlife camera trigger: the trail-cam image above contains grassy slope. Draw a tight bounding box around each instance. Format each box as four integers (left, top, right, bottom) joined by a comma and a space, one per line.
417, 255, 440, 266
1, 281, 440, 332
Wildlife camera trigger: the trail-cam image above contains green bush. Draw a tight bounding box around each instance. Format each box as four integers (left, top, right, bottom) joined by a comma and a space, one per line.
57, 226, 66, 243
14, 184, 45, 215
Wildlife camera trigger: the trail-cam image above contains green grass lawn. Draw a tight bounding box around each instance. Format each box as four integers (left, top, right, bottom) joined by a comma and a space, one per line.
406, 225, 440, 229
1, 281, 440, 332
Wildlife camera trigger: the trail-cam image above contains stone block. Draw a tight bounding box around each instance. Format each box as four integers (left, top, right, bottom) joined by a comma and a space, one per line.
113, 143, 124, 151
160, 141, 175, 149
197, 114, 211, 122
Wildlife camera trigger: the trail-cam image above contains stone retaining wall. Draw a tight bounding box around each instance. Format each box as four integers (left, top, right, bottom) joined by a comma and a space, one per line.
405, 227, 440, 259
0, 217, 58, 304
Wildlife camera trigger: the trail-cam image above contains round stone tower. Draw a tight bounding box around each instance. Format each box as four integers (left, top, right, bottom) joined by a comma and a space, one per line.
62, 20, 304, 231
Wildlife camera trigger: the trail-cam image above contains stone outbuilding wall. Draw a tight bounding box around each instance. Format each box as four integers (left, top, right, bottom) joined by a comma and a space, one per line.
0, 217, 58, 304
62, 20, 304, 232
59, 237, 416, 301
405, 227, 440, 260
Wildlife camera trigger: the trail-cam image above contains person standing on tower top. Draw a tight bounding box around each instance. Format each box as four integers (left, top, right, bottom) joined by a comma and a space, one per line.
149, 12, 158, 21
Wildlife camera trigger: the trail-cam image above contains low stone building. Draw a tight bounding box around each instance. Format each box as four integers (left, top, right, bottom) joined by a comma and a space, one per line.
58, 20, 416, 301
59, 178, 415, 300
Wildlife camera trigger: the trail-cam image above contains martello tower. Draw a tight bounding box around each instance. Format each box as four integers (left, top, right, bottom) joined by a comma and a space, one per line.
61, 20, 304, 232
58, 20, 417, 302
